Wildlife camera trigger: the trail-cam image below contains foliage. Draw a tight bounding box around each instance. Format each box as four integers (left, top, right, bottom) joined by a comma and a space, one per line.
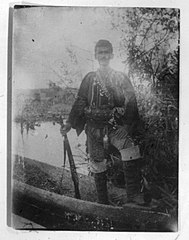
51, 45, 82, 88
14, 96, 52, 132
14, 44, 80, 128
14, 87, 77, 132
109, 8, 179, 82
60, 88, 78, 105
109, 8, 179, 210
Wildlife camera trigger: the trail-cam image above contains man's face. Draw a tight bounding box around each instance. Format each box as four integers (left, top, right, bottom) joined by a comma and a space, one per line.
95, 46, 113, 67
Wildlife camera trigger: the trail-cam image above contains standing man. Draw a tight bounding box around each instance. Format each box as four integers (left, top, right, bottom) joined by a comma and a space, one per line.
61, 40, 141, 204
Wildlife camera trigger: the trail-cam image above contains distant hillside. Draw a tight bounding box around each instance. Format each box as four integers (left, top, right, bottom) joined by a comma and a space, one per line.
14, 85, 78, 105
14, 84, 78, 124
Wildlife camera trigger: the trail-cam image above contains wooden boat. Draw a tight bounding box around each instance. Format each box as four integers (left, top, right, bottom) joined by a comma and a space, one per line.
12, 155, 176, 231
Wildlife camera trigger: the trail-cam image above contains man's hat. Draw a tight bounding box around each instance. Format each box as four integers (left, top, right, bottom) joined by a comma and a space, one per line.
95, 39, 113, 53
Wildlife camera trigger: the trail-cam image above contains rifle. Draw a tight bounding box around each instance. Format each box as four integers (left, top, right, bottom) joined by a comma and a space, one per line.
59, 116, 81, 199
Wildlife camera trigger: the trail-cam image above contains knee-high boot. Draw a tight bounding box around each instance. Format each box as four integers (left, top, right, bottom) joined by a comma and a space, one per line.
123, 160, 140, 202
94, 171, 109, 205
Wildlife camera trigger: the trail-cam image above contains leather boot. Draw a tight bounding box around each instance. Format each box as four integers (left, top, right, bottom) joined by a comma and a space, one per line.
94, 171, 109, 205
123, 160, 140, 202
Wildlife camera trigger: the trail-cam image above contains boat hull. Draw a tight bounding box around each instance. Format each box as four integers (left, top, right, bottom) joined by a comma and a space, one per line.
12, 155, 173, 231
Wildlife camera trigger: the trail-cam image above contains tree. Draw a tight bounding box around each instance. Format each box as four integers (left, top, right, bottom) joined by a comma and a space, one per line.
51, 45, 82, 88
108, 8, 179, 211
109, 8, 179, 84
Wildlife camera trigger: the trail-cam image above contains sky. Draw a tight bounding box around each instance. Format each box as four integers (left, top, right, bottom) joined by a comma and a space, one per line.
13, 7, 125, 90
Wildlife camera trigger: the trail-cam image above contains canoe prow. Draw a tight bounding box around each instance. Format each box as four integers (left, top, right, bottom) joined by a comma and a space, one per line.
13, 180, 171, 229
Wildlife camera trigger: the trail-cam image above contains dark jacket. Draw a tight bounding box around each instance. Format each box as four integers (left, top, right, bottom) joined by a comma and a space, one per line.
68, 69, 139, 136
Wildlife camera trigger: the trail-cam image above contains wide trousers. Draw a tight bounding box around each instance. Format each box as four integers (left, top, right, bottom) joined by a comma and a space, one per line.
86, 124, 141, 203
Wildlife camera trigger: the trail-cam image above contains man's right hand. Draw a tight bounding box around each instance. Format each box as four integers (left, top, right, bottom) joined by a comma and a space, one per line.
60, 122, 71, 136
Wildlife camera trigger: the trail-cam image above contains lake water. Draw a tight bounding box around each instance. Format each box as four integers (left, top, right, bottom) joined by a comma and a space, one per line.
12, 122, 89, 175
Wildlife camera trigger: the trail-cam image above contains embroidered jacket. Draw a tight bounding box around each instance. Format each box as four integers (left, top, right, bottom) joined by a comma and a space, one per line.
68, 69, 139, 136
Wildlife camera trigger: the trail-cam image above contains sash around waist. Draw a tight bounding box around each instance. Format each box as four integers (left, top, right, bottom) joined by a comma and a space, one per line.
86, 119, 109, 129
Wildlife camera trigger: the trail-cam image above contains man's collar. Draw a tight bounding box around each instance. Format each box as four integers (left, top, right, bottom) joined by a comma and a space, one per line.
97, 68, 113, 78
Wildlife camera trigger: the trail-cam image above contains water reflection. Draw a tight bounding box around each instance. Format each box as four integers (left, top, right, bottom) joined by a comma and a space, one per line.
12, 121, 88, 175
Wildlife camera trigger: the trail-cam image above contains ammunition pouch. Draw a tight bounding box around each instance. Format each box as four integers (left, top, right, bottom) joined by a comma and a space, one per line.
120, 145, 141, 161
